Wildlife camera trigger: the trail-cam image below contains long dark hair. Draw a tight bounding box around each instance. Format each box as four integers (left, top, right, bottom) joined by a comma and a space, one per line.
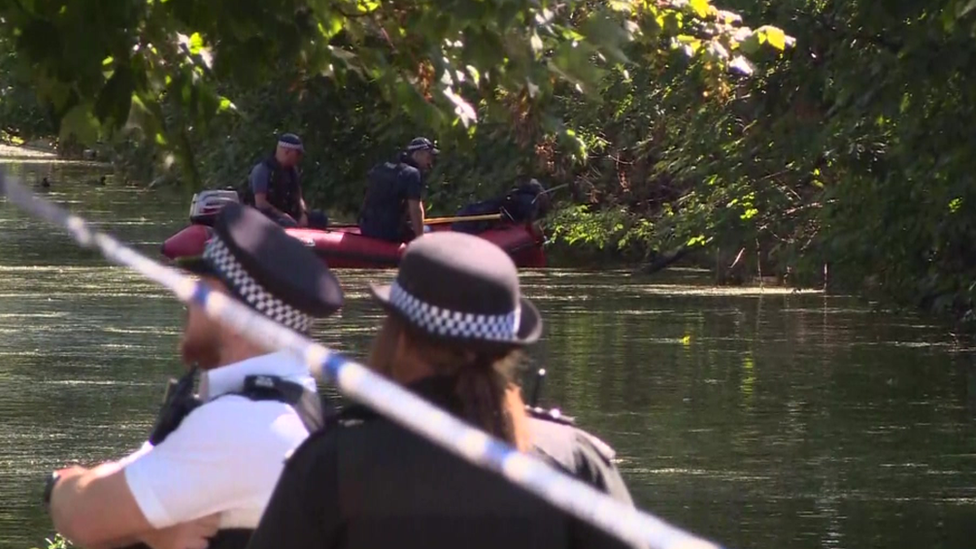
367, 314, 531, 451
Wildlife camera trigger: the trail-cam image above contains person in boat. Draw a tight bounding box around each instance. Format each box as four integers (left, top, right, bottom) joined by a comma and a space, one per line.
43, 203, 344, 549
452, 178, 552, 234
245, 231, 643, 549
358, 136, 439, 243
245, 133, 329, 229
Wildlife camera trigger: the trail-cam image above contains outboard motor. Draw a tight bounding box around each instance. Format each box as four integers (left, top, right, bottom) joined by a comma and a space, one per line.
189, 189, 241, 226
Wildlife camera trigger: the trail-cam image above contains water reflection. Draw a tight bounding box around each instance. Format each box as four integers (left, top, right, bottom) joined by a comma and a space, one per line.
1, 162, 976, 548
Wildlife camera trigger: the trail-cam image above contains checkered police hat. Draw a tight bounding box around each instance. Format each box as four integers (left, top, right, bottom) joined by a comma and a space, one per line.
370, 232, 542, 347
196, 203, 343, 333
405, 136, 439, 155
277, 133, 304, 153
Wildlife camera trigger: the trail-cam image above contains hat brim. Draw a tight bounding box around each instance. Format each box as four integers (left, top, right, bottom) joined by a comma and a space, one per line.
369, 282, 542, 347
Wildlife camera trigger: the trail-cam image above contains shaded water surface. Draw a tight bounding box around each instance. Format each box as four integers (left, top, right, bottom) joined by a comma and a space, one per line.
1, 162, 976, 549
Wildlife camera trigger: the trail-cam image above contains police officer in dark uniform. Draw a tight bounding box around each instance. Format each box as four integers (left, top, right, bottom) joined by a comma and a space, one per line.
246, 231, 644, 549
43, 203, 344, 549
245, 133, 329, 229
358, 137, 438, 243
453, 177, 553, 234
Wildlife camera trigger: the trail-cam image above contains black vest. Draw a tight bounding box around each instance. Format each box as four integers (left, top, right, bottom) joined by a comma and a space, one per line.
243, 157, 303, 220
123, 370, 330, 549
358, 157, 420, 241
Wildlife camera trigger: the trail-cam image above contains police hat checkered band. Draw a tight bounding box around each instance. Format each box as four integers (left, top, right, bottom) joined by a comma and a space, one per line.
388, 280, 521, 341
278, 140, 303, 151
406, 138, 434, 152
278, 134, 304, 151
203, 236, 313, 333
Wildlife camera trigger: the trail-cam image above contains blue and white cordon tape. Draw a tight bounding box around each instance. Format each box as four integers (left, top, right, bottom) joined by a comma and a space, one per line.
0, 172, 725, 549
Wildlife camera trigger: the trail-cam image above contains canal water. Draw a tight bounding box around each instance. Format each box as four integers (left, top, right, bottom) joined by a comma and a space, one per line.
1, 160, 975, 549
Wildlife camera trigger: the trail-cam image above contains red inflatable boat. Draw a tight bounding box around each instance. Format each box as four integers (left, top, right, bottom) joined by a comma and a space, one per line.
160, 190, 547, 269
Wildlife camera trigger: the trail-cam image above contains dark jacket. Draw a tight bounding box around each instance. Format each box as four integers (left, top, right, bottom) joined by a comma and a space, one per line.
453, 181, 551, 234
358, 155, 425, 242
245, 376, 644, 549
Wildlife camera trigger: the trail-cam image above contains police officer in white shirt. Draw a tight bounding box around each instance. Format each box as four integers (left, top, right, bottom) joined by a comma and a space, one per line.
41, 203, 344, 549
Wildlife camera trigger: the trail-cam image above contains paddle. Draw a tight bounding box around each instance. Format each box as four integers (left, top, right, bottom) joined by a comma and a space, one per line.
319, 212, 505, 229
423, 213, 503, 225
312, 181, 565, 229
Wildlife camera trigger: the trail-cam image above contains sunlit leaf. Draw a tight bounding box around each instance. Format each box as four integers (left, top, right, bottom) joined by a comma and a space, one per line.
689, 0, 710, 19
758, 26, 786, 51
443, 86, 477, 127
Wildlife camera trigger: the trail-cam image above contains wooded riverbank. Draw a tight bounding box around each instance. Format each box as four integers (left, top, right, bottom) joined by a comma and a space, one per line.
4, 0, 976, 327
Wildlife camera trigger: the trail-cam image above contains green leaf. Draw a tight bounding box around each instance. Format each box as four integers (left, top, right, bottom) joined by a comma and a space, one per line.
739, 32, 761, 55
547, 41, 607, 94
189, 32, 204, 55
59, 103, 100, 144
580, 11, 634, 65
318, 16, 343, 39
94, 65, 135, 130
689, 0, 710, 19
530, 32, 543, 55
758, 26, 786, 50
608, 0, 632, 13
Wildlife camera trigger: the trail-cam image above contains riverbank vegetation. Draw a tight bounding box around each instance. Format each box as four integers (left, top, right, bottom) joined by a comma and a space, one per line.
29, 534, 69, 549
3, 0, 976, 325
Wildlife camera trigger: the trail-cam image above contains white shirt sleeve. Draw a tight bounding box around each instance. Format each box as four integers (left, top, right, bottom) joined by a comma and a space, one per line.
115, 441, 153, 468
122, 400, 279, 529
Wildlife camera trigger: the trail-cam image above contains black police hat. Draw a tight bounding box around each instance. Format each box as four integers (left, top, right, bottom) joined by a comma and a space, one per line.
185, 203, 343, 333
370, 232, 542, 348
405, 137, 439, 155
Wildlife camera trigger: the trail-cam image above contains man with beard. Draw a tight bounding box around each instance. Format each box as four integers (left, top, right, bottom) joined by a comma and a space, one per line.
42, 203, 344, 549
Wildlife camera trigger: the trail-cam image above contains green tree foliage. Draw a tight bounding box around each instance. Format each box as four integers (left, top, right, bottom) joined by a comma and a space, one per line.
0, 0, 788, 185
556, 0, 976, 322
6, 0, 976, 327
18, 0, 976, 328
0, 34, 56, 143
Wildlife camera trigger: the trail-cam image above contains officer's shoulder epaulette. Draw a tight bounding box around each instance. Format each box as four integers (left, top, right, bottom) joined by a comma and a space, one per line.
322, 403, 382, 430
525, 406, 617, 464
525, 405, 576, 427
575, 429, 617, 463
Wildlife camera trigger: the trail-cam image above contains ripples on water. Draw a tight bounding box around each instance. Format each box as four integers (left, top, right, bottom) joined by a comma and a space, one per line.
2, 162, 976, 548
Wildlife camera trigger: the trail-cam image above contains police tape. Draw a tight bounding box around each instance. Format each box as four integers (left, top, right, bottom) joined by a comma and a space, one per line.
0, 173, 726, 549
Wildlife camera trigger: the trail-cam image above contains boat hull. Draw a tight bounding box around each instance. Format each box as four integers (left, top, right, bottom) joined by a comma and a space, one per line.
161, 222, 547, 269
